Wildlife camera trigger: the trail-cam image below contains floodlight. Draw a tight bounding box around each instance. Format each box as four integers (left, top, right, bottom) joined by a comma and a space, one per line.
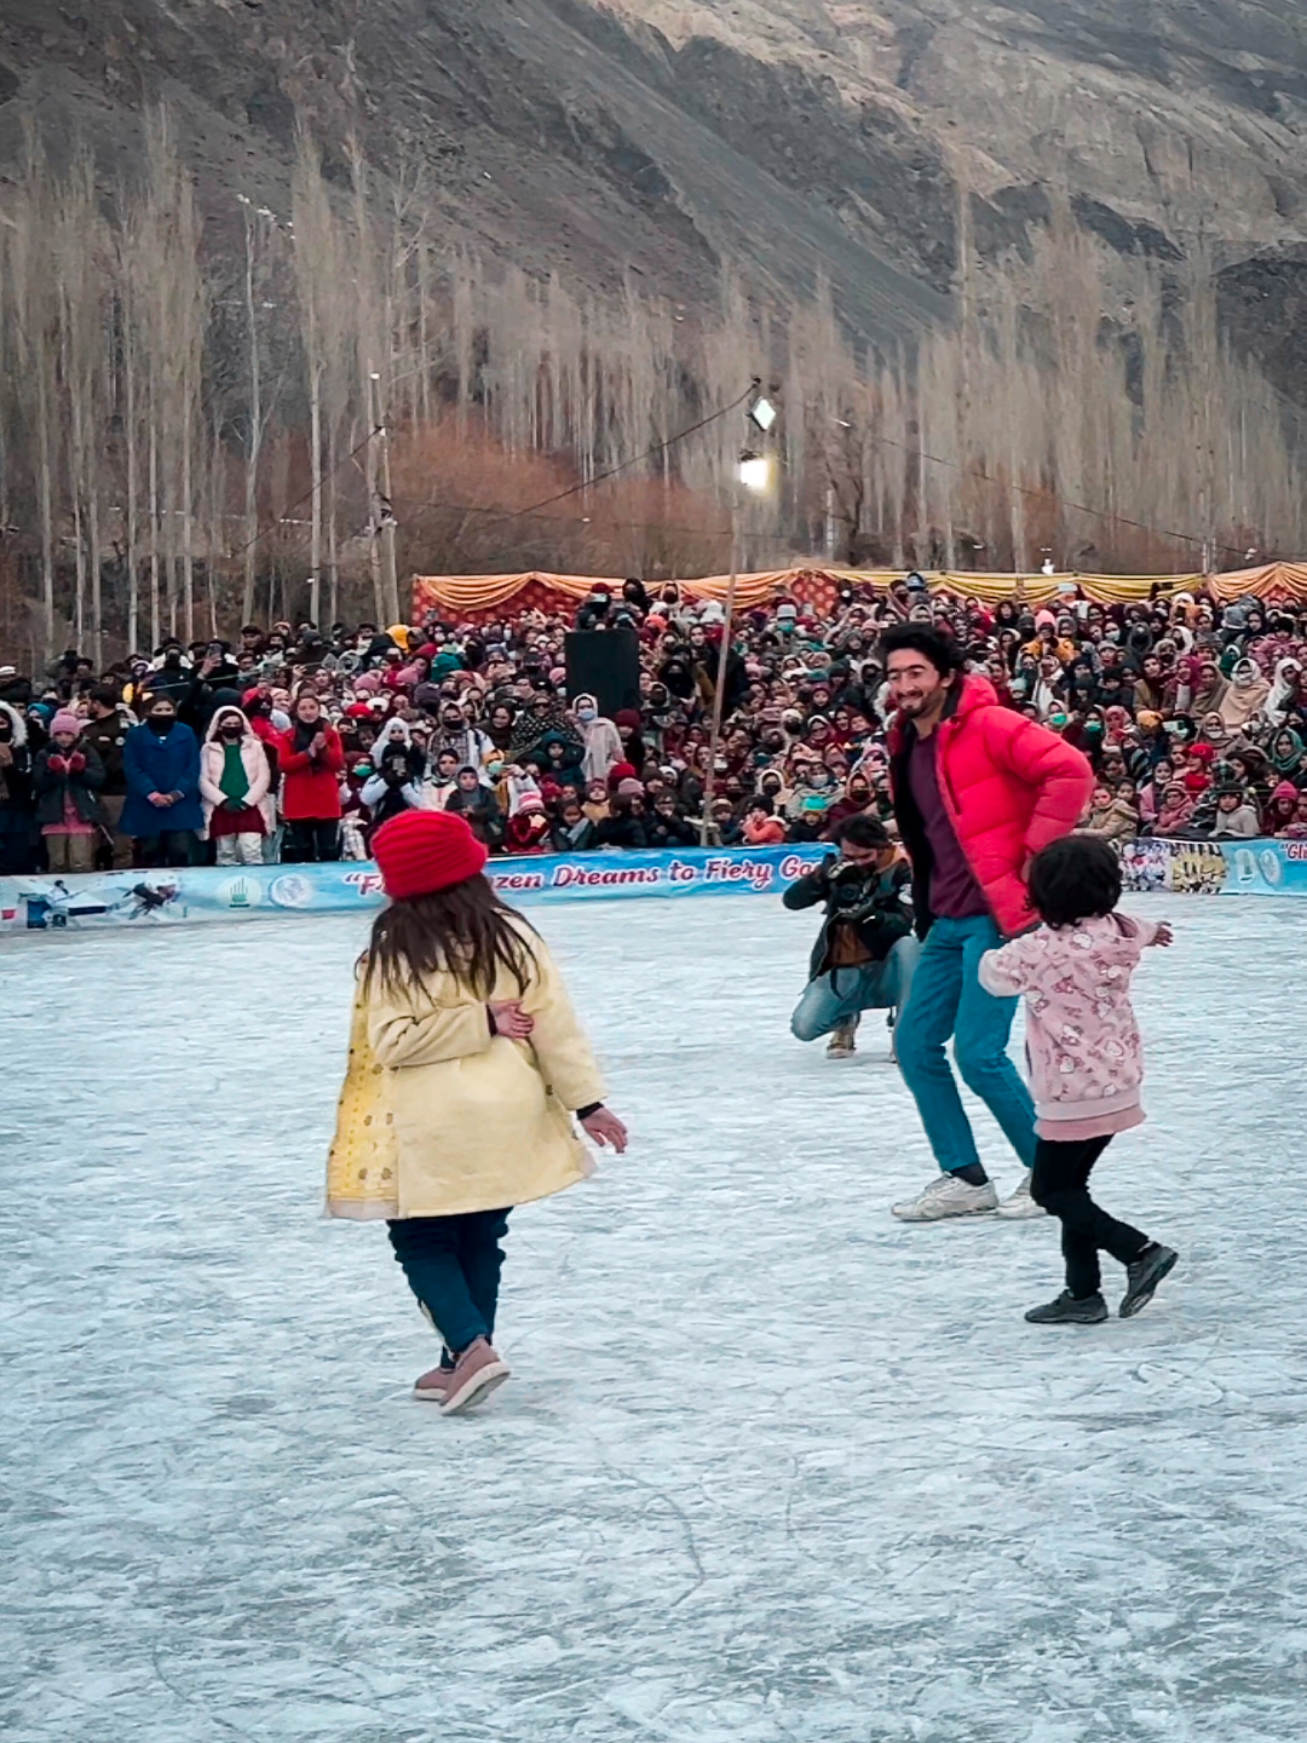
748, 394, 778, 434
737, 450, 773, 494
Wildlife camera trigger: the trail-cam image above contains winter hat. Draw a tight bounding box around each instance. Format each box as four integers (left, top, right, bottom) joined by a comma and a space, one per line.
50, 710, 82, 737
371, 809, 488, 901
616, 777, 644, 798
615, 708, 642, 730
610, 761, 637, 784
517, 792, 546, 814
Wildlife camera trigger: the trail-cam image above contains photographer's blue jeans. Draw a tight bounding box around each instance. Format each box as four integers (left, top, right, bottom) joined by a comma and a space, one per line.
894, 914, 1037, 1175
791, 935, 921, 1041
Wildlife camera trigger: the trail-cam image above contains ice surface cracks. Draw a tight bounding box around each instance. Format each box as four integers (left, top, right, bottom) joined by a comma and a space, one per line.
3, 896, 1305, 1741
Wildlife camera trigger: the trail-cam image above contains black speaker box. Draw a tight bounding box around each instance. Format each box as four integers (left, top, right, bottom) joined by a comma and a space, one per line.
564, 628, 641, 719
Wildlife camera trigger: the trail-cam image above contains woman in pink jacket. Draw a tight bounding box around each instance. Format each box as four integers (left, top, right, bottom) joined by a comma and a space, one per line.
978, 835, 1178, 1326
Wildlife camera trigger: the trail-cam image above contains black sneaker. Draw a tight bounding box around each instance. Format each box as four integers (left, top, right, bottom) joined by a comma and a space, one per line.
1120, 1244, 1178, 1319
1025, 1290, 1109, 1325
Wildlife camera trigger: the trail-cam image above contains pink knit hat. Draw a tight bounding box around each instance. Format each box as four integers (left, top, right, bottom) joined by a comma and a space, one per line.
50, 711, 82, 737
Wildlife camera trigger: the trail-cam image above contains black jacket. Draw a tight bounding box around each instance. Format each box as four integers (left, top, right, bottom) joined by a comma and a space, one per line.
783, 853, 914, 982
596, 812, 647, 849
32, 743, 107, 828
81, 710, 131, 795
644, 812, 699, 849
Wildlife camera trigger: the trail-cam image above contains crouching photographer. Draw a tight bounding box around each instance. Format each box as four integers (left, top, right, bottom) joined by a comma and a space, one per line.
782, 814, 920, 1060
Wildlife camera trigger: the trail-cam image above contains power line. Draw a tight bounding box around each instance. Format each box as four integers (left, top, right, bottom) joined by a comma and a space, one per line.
395, 382, 760, 531
223, 426, 380, 565
852, 425, 1263, 564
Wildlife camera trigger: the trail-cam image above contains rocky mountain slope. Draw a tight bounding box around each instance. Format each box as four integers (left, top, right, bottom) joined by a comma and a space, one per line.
2, 0, 1304, 388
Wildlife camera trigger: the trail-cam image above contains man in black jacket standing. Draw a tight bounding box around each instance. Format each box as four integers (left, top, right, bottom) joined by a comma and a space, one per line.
783, 814, 920, 1059
82, 685, 133, 868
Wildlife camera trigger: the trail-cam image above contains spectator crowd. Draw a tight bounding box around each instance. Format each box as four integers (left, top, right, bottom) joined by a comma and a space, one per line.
1, 573, 1305, 878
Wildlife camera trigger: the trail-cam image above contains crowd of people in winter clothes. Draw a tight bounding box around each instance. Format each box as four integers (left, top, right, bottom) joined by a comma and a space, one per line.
1, 571, 1306, 877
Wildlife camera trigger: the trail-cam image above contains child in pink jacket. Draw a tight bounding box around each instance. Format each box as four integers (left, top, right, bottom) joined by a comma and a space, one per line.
978, 835, 1179, 1325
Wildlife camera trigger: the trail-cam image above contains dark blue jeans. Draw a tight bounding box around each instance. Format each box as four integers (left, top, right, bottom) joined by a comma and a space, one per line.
387, 1209, 512, 1360
895, 913, 1038, 1175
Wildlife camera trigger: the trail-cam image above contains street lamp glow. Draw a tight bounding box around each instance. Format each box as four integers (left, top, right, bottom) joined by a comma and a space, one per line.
737, 450, 773, 494
748, 394, 778, 434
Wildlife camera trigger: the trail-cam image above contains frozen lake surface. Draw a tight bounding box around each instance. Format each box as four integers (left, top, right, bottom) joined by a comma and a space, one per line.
3, 893, 1304, 1743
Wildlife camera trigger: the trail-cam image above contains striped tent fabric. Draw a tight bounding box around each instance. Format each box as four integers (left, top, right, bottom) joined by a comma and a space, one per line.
411, 564, 1307, 625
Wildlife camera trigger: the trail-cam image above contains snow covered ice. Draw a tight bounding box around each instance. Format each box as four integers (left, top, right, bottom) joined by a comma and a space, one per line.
3, 893, 1304, 1743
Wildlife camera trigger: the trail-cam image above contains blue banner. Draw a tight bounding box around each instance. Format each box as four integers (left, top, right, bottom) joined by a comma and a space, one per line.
0, 843, 834, 931
6, 837, 1304, 931
1118, 836, 1307, 897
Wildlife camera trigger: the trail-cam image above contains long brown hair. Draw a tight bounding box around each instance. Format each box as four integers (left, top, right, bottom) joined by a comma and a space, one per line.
363, 874, 537, 1000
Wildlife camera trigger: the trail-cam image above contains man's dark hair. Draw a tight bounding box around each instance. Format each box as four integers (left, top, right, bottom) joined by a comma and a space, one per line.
833, 813, 890, 851
1027, 835, 1121, 929
878, 622, 961, 677
90, 682, 120, 710
747, 793, 775, 815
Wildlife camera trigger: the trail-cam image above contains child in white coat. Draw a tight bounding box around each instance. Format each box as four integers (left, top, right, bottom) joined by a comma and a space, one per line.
978, 835, 1179, 1325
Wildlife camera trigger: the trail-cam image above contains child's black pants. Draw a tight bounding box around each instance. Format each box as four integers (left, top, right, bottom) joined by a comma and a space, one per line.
1030, 1135, 1149, 1299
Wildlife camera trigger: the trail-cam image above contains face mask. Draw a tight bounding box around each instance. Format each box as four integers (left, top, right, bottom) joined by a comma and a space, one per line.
487, 761, 504, 778
147, 716, 176, 735
577, 707, 596, 723
164, 652, 182, 669
220, 722, 243, 739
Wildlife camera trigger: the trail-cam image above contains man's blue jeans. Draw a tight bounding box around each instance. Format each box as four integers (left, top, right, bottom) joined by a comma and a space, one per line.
791, 935, 921, 1041
895, 914, 1037, 1175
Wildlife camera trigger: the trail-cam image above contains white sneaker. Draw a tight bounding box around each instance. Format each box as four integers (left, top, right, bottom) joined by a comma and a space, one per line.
891, 1174, 999, 1222
996, 1169, 1047, 1219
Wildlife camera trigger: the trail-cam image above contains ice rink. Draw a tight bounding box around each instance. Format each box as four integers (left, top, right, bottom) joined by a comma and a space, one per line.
4, 892, 1304, 1743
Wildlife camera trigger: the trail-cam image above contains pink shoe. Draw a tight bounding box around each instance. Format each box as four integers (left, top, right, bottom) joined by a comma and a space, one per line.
413, 1362, 456, 1402
440, 1337, 511, 1415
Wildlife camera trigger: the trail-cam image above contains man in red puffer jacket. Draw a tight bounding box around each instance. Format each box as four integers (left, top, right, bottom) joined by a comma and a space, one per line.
882, 623, 1094, 1225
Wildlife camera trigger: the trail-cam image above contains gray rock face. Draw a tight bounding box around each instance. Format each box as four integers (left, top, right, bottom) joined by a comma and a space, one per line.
2, 0, 1303, 376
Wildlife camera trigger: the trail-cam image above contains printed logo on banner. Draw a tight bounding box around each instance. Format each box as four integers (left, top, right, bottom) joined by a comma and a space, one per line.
269, 874, 317, 909
216, 876, 263, 910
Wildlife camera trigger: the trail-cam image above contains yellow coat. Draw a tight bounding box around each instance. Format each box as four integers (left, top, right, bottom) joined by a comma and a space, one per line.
326, 926, 604, 1221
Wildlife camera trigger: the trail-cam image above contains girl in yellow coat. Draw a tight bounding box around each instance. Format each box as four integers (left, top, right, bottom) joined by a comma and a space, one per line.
328, 807, 627, 1414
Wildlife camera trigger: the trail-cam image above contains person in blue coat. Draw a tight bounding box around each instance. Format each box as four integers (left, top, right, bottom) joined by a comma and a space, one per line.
121, 693, 203, 866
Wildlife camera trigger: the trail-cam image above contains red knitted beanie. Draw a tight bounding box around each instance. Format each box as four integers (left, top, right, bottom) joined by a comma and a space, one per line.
371, 809, 488, 901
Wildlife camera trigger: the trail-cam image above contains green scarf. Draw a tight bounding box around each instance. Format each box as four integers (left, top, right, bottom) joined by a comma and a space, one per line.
219, 741, 250, 804
1271, 729, 1304, 776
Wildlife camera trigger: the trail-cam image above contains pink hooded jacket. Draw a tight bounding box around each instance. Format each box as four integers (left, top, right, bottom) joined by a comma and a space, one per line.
978, 912, 1161, 1141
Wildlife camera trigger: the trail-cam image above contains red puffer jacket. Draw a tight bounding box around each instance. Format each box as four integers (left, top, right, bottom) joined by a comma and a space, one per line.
889, 675, 1094, 937
275, 723, 345, 821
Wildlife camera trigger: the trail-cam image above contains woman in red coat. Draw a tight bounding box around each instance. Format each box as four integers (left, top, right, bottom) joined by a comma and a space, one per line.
277, 692, 345, 862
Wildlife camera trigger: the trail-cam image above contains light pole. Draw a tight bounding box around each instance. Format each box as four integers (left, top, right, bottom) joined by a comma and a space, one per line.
700, 390, 779, 843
